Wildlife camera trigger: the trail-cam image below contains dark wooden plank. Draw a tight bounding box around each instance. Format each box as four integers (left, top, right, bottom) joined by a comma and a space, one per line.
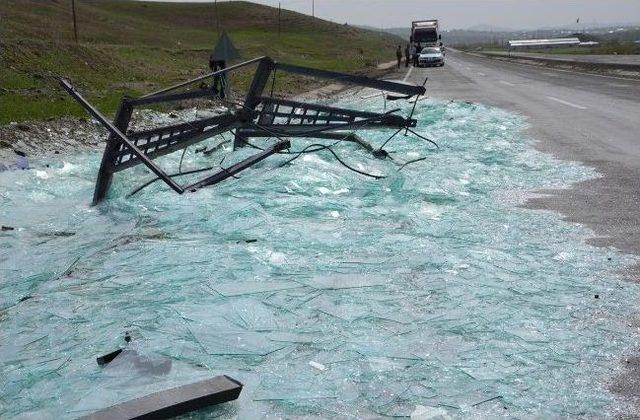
80, 375, 243, 420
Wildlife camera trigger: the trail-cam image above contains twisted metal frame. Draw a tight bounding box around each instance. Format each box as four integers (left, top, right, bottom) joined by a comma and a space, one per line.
60, 56, 426, 205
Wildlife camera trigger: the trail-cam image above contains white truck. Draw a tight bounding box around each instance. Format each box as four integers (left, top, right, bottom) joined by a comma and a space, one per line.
411, 20, 440, 47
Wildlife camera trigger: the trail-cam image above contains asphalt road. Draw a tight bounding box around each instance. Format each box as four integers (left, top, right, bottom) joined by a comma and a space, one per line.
485, 51, 640, 66
397, 48, 640, 410
401, 50, 640, 275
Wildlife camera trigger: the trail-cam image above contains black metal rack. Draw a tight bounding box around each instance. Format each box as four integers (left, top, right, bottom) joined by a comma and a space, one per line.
61, 56, 426, 204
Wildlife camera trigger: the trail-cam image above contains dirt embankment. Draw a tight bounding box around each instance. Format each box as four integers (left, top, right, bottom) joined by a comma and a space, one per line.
0, 62, 399, 166
0, 117, 102, 163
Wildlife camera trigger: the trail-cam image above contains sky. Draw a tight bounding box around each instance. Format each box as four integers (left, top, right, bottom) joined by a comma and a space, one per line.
146, 0, 640, 30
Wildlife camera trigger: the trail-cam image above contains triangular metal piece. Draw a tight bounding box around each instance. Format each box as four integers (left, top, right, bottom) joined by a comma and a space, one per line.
211, 31, 240, 62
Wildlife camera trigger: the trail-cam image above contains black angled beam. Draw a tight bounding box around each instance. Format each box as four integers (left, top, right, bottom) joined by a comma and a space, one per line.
139, 56, 267, 99
235, 57, 276, 148
92, 97, 133, 204
127, 89, 220, 106
275, 63, 426, 96
59, 79, 185, 195
184, 140, 290, 191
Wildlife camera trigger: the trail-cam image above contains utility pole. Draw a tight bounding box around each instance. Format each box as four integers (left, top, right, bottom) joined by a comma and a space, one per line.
278, 2, 281, 38
71, 0, 79, 43
215, 0, 221, 35
312, 0, 315, 18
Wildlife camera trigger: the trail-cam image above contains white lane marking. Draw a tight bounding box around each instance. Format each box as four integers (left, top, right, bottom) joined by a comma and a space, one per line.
540, 66, 638, 82
403, 66, 414, 82
546, 96, 588, 110
608, 83, 630, 88
478, 72, 486, 76
499, 80, 515, 86
463, 51, 640, 82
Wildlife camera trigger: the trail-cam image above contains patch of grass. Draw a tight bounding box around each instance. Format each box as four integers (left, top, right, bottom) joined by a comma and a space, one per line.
1, 93, 86, 123
0, 0, 402, 124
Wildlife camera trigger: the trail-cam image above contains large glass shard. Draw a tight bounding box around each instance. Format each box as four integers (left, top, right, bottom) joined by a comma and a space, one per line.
300, 274, 390, 290
210, 280, 304, 297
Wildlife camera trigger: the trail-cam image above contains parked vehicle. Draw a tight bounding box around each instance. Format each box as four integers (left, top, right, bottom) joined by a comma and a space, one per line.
411, 20, 440, 47
417, 47, 445, 67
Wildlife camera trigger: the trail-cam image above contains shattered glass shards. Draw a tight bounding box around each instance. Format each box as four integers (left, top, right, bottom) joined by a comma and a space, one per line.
1, 99, 639, 418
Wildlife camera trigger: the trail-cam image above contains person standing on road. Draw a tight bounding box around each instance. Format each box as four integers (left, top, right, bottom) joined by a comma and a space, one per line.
209, 58, 227, 98
396, 45, 402, 68
413, 43, 421, 67
409, 43, 416, 67
404, 44, 410, 67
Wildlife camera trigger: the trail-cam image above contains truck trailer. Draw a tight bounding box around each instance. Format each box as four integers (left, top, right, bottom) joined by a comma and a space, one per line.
411, 20, 440, 46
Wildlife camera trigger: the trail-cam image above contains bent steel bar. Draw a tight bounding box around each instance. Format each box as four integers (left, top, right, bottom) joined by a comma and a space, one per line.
184, 140, 290, 191
243, 122, 408, 137
140, 56, 267, 99
276, 62, 426, 96
238, 129, 375, 151
59, 79, 185, 196
127, 89, 221, 106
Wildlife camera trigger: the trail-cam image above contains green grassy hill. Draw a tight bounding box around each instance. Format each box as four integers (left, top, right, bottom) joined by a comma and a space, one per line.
0, 0, 402, 124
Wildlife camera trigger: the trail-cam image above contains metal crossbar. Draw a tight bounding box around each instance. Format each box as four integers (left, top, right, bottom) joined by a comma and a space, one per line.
254, 97, 414, 129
